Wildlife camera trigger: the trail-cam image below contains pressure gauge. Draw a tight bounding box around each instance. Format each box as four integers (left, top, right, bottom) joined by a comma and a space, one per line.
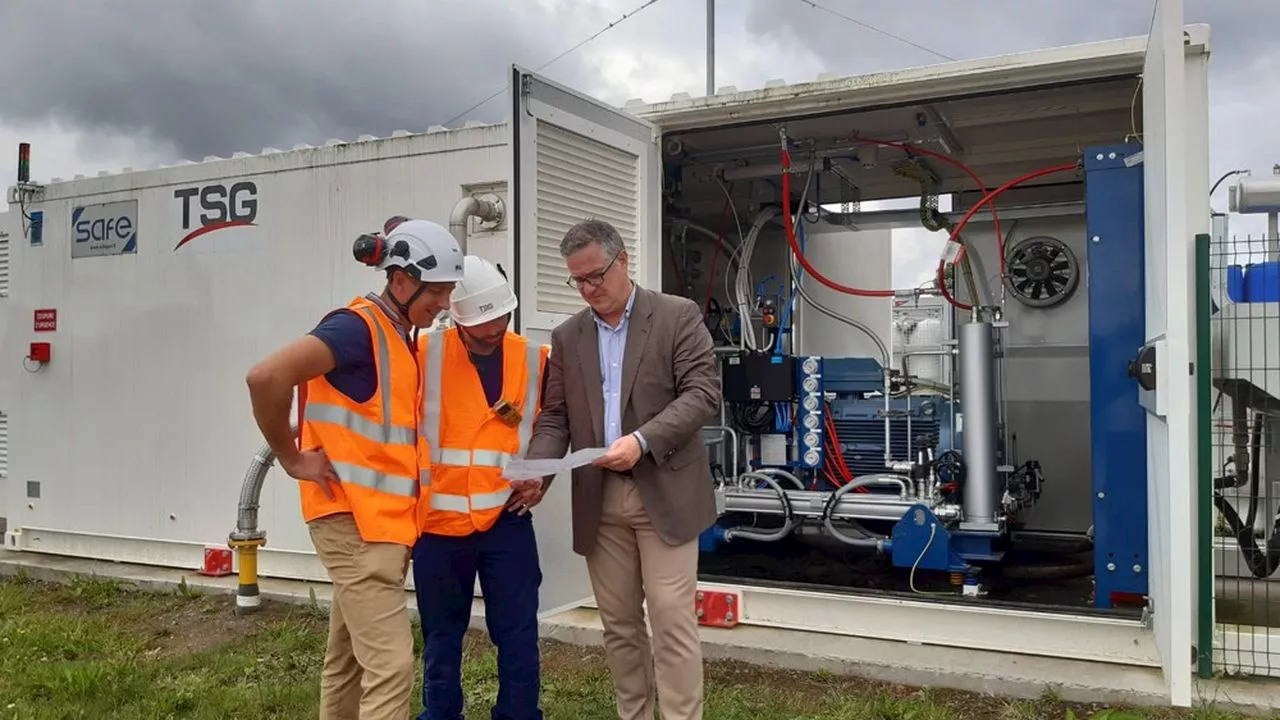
802, 376, 819, 393
801, 357, 819, 374
802, 395, 820, 411
802, 414, 820, 430
803, 432, 820, 448
803, 449, 821, 466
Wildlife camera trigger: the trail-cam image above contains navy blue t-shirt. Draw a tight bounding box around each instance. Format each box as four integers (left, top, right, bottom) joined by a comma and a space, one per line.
308, 310, 510, 407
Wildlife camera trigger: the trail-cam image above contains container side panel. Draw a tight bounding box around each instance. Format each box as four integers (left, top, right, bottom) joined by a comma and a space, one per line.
6, 134, 508, 579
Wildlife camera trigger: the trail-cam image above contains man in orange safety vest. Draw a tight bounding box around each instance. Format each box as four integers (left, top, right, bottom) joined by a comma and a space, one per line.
246, 216, 464, 720
412, 255, 550, 720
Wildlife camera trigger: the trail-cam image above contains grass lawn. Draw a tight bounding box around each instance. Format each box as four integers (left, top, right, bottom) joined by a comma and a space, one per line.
0, 572, 1259, 719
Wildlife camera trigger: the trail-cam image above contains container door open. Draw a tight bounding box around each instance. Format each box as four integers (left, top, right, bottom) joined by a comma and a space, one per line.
1141, 0, 1197, 704
508, 64, 663, 618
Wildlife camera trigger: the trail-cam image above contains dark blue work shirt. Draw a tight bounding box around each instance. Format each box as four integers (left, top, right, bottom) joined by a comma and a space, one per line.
308, 310, 509, 407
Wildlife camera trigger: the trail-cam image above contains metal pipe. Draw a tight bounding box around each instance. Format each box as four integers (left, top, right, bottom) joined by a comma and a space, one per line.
754, 467, 805, 490
232, 439, 280, 542
958, 321, 1001, 531
720, 489, 922, 522
705, 0, 715, 96
702, 424, 739, 480
448, 194, 504, 253
229, 426, 295, 616
822, 476, 914, 550
722, 473, 796, 543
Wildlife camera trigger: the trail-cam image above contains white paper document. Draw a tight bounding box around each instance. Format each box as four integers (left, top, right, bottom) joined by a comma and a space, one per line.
502, 447, 609, 481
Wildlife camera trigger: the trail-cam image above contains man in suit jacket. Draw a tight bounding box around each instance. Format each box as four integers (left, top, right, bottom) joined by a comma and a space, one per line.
518, 218, 721, 720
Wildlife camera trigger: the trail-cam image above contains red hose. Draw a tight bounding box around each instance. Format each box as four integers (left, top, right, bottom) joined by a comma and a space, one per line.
945, 163, 1080, 248
780, 145, 1079, 306
781, 148, 894, 298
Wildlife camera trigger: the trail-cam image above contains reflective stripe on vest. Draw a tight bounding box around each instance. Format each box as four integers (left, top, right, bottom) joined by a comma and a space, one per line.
419, 331, 543, 513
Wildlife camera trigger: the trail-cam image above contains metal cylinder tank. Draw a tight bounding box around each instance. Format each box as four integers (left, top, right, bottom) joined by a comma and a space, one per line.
790, 223, 894, 360
959, 320, 1001, 531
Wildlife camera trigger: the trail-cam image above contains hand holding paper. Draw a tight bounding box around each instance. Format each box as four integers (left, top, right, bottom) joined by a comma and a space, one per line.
502, 447, 609, 481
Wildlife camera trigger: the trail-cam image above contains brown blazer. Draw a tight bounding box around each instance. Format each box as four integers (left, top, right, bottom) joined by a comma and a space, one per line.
526, 285, 722, 556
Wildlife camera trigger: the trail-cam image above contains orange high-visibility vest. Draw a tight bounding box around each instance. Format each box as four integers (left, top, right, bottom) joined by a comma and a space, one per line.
297, 295, 421, 547
417, 327, 549, 537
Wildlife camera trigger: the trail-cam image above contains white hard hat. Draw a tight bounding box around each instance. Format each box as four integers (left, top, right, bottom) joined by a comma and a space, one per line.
450, 255, 518, 326
354, 218, 465, 283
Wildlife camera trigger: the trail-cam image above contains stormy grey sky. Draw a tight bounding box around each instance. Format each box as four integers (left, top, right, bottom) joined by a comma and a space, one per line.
1, 0, 1275, 287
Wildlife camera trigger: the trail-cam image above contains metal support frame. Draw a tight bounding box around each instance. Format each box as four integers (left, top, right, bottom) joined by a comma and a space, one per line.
1195, 231, 1214, 678
588, 580, 1160, 667
1083, 143, 1151, 609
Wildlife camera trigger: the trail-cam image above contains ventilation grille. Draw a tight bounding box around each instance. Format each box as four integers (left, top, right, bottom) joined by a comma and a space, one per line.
534, 120, 639, 316
0, 226, 10, 296
0, 411, 8, 479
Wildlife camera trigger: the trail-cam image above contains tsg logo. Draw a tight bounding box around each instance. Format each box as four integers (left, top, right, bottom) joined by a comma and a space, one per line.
173, 181, 259, 250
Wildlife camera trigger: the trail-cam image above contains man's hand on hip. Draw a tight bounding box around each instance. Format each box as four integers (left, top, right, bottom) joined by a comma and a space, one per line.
593, 434, 642, 472
280, 449, 340, 500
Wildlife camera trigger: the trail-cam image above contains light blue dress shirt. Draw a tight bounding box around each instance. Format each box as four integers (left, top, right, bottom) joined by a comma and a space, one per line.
593, 283, 648, 455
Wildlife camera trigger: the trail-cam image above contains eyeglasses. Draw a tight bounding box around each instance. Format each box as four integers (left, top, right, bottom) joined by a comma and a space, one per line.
565, 252, 619, 289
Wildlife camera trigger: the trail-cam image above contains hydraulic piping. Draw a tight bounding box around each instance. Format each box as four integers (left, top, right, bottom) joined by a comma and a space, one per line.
723, 472, 797, 543
448, 193, 506, 253
228, 427, 295, 616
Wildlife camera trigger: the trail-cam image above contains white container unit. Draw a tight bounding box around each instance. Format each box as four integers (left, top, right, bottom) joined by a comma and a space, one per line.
0, 126, 525, 587
4, 0, 1212, 706
506, 3, 1208, 707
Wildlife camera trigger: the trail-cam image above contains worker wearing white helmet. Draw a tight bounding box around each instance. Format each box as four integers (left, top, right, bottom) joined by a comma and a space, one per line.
411, 255, 551, 720
246, 215, 463, 719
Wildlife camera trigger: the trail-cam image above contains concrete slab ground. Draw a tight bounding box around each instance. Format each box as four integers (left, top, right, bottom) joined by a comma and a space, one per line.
1, 549, 1275, 716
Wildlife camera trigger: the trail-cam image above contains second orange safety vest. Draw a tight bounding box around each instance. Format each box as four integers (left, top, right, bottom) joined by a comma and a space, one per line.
416, 327, 550, 536
297, 295, 422, 547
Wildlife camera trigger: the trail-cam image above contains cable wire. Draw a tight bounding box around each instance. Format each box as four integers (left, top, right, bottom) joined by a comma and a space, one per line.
789, 0, 955, 62
440, 0, 665, 128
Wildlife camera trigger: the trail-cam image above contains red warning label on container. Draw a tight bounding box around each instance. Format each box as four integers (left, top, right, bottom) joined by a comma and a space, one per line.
33, 309, 57, 332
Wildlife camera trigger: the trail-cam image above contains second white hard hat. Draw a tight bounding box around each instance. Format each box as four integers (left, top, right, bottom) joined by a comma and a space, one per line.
450, 255, 518, 326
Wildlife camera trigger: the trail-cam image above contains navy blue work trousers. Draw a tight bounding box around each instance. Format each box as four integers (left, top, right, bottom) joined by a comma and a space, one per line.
411, 510, 543, 720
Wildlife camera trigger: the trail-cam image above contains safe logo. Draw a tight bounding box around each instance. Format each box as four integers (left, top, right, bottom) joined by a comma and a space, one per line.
71, 199, 138, 258
173, 181, 258, 251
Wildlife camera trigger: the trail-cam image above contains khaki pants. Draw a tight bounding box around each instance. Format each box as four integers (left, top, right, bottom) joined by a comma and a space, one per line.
308, 512, 415, 720
587, 474, 704, 720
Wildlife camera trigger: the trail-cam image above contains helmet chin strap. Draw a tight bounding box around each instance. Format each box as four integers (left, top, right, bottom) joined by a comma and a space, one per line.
372, 273, 430, 343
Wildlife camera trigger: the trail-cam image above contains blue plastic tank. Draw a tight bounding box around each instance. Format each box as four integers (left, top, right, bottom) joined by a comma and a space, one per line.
1227, 262, 1280, 303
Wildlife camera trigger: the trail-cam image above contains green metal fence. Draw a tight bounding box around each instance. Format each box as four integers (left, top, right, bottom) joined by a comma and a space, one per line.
1199, 229, 1280, 680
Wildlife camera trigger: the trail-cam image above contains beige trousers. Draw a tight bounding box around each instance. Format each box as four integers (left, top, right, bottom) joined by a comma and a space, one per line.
586, 474, 704, 720
308, 512, 415, 720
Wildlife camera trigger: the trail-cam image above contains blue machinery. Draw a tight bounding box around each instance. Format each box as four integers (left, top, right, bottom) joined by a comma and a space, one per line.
698, 143, 1150, 609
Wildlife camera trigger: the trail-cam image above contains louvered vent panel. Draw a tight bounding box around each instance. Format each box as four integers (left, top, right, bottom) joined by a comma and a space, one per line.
0, 227, 10, 296
534, 120, 640, 316
0, 412, 8, 478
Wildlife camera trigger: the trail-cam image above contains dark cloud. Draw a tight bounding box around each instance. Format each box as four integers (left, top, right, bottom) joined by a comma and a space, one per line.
0, 0, 613, 162
744, 0, 1277, 81
3, 0, 1278, 202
